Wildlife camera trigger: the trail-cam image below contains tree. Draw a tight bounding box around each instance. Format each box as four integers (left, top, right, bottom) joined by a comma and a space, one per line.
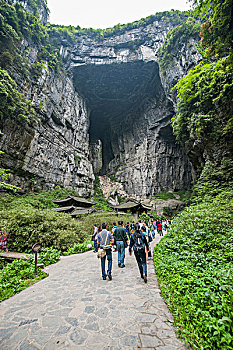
0, 130, 20, 192
190, 0, 233, 57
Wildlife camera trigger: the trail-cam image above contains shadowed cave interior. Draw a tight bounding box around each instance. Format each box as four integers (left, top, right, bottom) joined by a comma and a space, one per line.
72, 61, 171, 174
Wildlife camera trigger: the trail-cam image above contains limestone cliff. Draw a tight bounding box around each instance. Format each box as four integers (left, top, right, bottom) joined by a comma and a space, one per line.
0, 3, 201, 197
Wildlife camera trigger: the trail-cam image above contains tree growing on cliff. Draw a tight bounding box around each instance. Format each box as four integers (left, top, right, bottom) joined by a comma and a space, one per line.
190, 0, 233, 57
0, 130, 20, 192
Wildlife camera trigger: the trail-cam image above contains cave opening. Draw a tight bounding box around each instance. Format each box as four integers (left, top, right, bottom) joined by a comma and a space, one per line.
72, 61, 163, 174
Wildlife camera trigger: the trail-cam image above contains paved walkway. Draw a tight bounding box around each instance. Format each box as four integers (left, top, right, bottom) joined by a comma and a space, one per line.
0, 234, 187, 350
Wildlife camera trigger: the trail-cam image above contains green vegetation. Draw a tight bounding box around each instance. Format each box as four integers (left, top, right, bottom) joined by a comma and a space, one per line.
154, 191, 233, 349
138, 213, 150, 223
155, 1, 233, 348
47, 10, 189, 42
0, 187, 86, 252
153, 192, 176, 200
158, 17, 201, 75
0, 186, 133, 253
93, 176, 112, 211
0, 245, 60, 302
175, 190, 192, 203
63, 240, 93, 255
0, 130, 21, 192
0, 69, 35, 124
0, 207, 87, 252
0, 0, 62, 77
172, 57, 233, 155
0, 257, 47, 301
0, 242, 96, 302
77, 212, 134, 237
0, 186, 76, 210
193, 0, 233, 58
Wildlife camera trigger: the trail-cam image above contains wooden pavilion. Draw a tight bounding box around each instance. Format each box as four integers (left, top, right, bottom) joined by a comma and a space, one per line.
52, 195, 96, 216
113, 198, 152, 218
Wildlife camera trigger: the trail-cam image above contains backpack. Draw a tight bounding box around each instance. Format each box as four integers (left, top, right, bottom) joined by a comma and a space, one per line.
134, 234, 145, 253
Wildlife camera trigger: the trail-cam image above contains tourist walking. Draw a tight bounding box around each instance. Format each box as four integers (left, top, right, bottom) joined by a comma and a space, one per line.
150, 221, 156, 239
157, 221, 163, 236
96, 223, 114, 280
129, 228, 149, 283
112, 222, 117, 252
92, 224, 99, 253
114, 221, 129, 268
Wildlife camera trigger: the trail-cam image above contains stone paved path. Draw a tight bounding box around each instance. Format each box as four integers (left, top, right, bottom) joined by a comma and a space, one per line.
0, 234, 187, 350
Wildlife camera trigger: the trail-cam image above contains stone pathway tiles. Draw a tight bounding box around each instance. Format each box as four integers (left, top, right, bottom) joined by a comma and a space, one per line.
0, 233, 187, 349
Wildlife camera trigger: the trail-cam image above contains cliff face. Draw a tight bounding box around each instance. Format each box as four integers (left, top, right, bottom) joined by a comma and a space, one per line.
0, 4, 201, 197
59, 17, 201, 196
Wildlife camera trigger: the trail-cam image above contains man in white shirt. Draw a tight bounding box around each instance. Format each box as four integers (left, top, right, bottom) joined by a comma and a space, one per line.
97, 223, 114, 280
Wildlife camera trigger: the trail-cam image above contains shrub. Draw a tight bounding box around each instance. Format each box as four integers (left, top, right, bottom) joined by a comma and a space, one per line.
37, 247, 61, 266
77, 212, 134, 237
0, 186, 78, 211
0, 246, 61, 302
138, 213, 150, 223
0, 206, 88, 252
153, 192, 176, 200
63, 240, 93, 255
0, 256, 47, 301
154, 190, 233, 349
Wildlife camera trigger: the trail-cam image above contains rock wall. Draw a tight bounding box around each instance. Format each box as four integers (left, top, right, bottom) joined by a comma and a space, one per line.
1, 5, 201, 197
57, 16, 200, 197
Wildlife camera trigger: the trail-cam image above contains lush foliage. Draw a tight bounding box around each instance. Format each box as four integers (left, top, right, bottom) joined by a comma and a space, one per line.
0, 245, 61, 302
190, 0, 233, 57
158, 17, 201, 74
171, 0, 233, 183
0, 206, 87, 252
153, 192, 176, 200
0, 255, 45, 301
0, 130, 21, 192
192, 159, 233, 202
93, 176, 113, 211
0, 188, 133, 252
138, 213, 151, 223
76, 211, 134, 237
172, 57, 233, 147
0, 0, 62, 75
15, 0, 49, 19
63, 240, 93, 255
154, 191, 233, 349
0, 186, 77, 211
0, 242, 96, 302
37, 246, 60, 266
47, 10, 189, 42
0, 69, 35, 123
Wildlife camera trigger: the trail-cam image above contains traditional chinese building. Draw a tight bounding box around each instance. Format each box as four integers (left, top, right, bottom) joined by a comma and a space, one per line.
113, 199, 152, 218
52, 195, 96, 216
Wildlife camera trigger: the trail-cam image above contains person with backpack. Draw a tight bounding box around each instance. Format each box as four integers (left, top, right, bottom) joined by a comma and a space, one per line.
129, 228, 149, 283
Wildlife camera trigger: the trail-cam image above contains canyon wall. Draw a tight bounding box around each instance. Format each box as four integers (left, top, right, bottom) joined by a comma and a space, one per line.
0, 2, 202, 197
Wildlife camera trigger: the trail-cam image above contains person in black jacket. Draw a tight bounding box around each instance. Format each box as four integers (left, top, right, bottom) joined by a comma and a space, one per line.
129, 228, 149, 283
114, 221, 129, 268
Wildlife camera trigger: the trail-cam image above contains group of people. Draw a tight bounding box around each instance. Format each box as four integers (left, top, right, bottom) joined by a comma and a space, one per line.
92, 219, 171, 283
